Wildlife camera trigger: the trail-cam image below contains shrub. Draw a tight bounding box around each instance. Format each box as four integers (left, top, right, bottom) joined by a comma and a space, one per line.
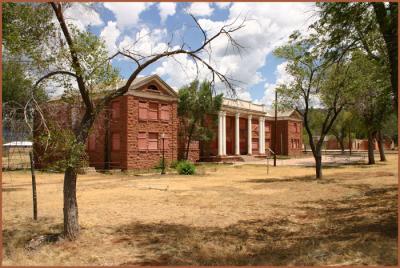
176, 160, 196, 175
169, 160, 179, 169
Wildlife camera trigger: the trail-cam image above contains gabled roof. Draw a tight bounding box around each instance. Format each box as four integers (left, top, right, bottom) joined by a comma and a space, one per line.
127, 74, 178, 98
265, 109, 303, 120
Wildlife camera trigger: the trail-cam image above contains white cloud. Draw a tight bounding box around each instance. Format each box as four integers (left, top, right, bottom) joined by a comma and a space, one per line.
103, 2, 152, 30
156, 2, 316, 99
215, 2, 231, 9
258, 61, 294, 108
158, 2, 176, 23
119, 27, 168, 57
186, 3, 215, 17
64, 3, 103, 31
100, 21, 121, 55
153, 53, 213, 90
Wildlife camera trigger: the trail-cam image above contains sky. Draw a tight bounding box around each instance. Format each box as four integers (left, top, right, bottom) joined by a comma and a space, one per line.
64, 2, 317, 107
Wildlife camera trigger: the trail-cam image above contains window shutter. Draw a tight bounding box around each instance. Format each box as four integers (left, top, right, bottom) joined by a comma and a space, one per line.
139, 102, 148, 120
148, 103, 158, 120
138, 132, 147, 150
148, 132, 158, 150
160, 104, 170, 121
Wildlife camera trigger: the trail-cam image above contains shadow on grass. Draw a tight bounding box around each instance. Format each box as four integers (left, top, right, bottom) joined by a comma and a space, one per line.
2, 217, 63, 255
244, 175, 337, 184
244, 170, 395, 185
114, 184, 397, 266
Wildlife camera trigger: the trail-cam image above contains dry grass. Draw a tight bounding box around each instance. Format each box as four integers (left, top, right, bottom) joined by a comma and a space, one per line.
2, 155, 398, 265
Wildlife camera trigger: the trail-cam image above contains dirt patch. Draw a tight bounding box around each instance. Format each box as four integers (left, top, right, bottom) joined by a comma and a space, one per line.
114, 185, 397, 265
2, 155, 398, 265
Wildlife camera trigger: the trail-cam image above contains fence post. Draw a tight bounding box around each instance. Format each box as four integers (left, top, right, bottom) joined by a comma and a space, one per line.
29, 151, 38, 220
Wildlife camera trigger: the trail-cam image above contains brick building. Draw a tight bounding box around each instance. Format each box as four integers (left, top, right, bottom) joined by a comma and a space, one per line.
199, 98, 303, 161
35, 75, 303, 170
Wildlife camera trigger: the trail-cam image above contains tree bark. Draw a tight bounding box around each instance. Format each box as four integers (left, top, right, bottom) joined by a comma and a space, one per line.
63, 166, 79, 240
377, 130, 387, 161
185, 121, 197, 160
372, 2, 398, 111
315, 153, 322, 179
339, 137, 345, 154
367, 131, 375, 165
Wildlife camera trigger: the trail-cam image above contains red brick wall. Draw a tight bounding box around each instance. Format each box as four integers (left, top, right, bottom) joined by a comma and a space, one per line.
123, 96, 179, 169
268, 120, 302, 156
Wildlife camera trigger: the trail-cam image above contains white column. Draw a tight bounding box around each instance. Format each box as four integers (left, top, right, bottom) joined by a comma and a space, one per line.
259, 117, 265, 155
235, 113, 240, 155
222, 112, 227, 155
218, 112, 223, 156
247, 115, 252, 155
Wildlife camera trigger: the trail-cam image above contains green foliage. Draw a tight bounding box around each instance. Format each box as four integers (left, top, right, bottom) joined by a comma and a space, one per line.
2, 3, 55, 59
347, 51, 393, 134
169, 160, 180, 169
178, 80, 222, 159
176, 160, 196, 175
2, 59, 48, 106
36, 122, 88, 172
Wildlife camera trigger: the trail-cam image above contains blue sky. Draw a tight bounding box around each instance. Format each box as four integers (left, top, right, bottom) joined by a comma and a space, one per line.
65, 2, 315, 106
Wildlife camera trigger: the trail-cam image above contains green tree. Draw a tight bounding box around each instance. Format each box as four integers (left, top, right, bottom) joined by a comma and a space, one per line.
348, 51, 393, 164
328, 111, 353, 154
178, 80, 222, 160
314, 2, 398, 110
2, 59, 47, 107
3, 2, 244, 240
274, 32, 353, 179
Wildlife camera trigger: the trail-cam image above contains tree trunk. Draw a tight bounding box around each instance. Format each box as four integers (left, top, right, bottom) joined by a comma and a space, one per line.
315, 153, 322, 179
377, 131, 387, 161
185, 122, 196, 160
367, 132, 375, 165
63, 166, 79, 240
339, 138, 345, 154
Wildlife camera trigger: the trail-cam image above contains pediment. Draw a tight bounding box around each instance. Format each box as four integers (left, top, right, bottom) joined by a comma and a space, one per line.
129, 75, 178, 99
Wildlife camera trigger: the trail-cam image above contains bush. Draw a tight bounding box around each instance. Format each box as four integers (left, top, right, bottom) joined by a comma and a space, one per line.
169, 160, 179, 169
176, 160, 196, 175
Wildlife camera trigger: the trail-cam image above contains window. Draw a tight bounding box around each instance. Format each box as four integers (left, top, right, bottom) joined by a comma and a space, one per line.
148, 85, 158, 91
88, 134, 96, 151
148, 103, 158, 120
294, 123, 298, 133
265, 124, 270, 132
138, 132, 147, 150
112, 133, 120, 151
139, 101, 148, 120
160, 104, 170, 121
148, 132, 158, 150
111, 101, 120, 119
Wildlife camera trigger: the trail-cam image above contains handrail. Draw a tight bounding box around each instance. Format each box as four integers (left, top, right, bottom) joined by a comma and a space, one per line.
267, 148, 276, 156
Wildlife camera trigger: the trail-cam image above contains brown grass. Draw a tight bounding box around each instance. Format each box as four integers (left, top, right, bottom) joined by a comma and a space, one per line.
2, 155, 398, 265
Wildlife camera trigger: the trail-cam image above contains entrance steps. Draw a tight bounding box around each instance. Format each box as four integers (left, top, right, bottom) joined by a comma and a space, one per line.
200, 154, 268, 163
240, 155, 268, 162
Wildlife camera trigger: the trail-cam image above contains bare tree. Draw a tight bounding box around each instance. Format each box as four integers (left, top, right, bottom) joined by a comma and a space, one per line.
27, 3, 246, 240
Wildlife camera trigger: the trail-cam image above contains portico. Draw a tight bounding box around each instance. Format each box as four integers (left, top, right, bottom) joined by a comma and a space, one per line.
217, 99, 266, 157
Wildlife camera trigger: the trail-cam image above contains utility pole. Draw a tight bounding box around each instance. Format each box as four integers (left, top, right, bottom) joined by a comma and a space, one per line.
274, 89, 277, 166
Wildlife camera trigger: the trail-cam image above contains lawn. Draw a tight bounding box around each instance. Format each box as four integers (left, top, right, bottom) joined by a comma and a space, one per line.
2, 154, 398, 265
